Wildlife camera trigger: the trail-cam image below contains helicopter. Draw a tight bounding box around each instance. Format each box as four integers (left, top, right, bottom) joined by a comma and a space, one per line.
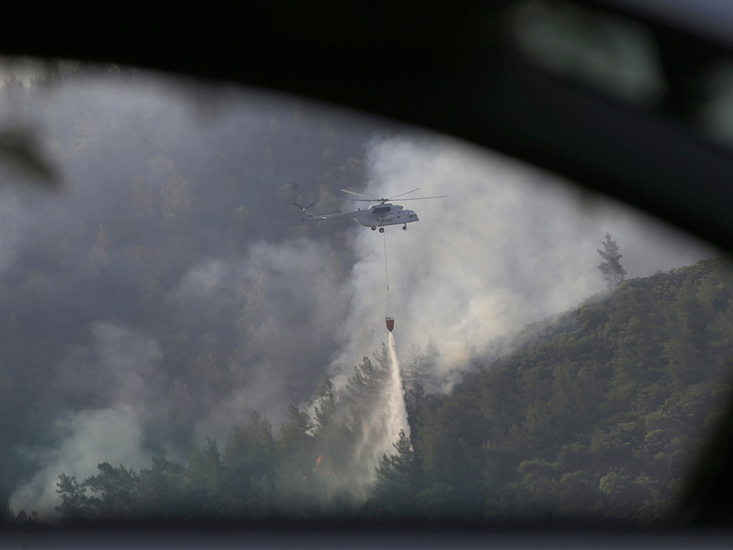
293, 188, 446, 232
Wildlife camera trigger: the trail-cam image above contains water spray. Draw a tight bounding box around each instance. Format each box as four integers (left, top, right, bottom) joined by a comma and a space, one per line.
387, 332, 410, 438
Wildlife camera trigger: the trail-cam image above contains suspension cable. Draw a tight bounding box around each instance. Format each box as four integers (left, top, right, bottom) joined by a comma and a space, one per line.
383, 229, 390, 298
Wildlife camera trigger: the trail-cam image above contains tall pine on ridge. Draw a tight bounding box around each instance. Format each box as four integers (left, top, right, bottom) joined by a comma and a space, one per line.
598, 233, 627, 288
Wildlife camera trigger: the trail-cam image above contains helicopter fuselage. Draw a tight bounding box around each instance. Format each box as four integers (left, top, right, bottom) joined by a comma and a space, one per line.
355, 204, 419, 228
308, 203, 419, 230
294, 187, 444, 231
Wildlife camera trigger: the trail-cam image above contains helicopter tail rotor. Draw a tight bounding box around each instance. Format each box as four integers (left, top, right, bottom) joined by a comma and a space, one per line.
293, 202, 315, 223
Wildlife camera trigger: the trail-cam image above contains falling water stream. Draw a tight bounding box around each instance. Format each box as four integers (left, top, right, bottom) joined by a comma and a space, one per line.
387, 331, 410, 440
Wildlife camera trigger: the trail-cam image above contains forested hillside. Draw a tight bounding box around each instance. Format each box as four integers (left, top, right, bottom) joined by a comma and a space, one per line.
0, 64, 721, 530
14, 257, 730, 527
399, 258, 733, 523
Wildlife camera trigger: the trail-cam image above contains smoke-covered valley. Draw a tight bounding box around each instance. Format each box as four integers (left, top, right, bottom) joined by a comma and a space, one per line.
0, 66, 714, 520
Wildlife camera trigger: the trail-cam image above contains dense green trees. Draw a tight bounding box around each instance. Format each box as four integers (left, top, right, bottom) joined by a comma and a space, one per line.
55, 474, 89, 519
44, 258, 733, 526
364, 430, 417, 518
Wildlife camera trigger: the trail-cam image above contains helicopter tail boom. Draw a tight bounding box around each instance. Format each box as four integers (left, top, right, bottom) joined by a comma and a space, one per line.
314, 210, 363, 221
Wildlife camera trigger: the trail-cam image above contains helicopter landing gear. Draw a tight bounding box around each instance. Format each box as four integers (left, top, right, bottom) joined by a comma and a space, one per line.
379, 227, 385, 233
371, 226, 376, 231
402, 224, 407, 230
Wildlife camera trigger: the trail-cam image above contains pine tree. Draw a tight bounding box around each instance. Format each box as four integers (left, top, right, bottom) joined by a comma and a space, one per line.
84, 463, 140, 519
313, 375, 336, 434
55, 474, 90, 521
138, 456, 186, 517
366, 430, 417, 517
223, 412, 277, 504
598, 233, 627, 288
186, 437, 223, 513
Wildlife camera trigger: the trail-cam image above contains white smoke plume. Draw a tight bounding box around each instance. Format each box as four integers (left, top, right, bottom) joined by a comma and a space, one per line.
183, 238, 351, 441
9, 323, 166, 519
9, 405, 148, 520
332, 135, 712, 391
294, 134, 712, 505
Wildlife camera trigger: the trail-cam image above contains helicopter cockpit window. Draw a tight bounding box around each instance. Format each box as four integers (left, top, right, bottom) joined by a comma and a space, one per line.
0, 60, 727, 530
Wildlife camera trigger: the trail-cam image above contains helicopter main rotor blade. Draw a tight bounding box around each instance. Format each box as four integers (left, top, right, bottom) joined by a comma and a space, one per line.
326, 191, 447, 203
385, 188, 421, 201
322, 196, 374, 202
396, 195, 448, 201
340, 189, 379, 200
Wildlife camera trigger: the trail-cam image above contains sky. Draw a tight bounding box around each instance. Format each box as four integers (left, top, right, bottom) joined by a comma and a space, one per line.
0, 66, 714, 517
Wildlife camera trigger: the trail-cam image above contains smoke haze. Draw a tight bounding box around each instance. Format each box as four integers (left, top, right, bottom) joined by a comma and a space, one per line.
332, 136, 712, 390
0, 67, 712, 517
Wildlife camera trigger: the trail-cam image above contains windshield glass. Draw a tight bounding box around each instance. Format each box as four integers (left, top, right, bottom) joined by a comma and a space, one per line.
0, 62, 727, 529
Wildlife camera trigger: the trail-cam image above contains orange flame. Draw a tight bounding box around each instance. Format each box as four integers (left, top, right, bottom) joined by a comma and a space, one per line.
314, 455, 324, 472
